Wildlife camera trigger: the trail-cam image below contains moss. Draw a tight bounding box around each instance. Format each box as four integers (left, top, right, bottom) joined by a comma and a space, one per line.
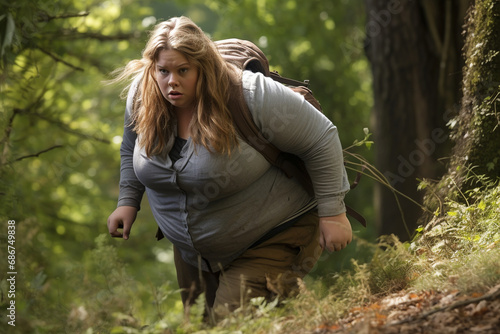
433, 0, 500, 202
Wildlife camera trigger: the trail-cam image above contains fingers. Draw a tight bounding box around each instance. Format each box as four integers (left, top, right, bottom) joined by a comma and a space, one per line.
319, 221, 352, 253
107, 218, 124, 238
108, 219, 133, 239
122, 220, 132, 240
325, 241, 345, 253
319, 231, 339, 253
319, 231, 326, 250
107, 206, 137, 240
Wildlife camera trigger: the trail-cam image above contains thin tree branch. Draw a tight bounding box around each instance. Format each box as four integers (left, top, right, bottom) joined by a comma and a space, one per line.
1, 109, 18, 148
12, 145, 63, 163
68, 31, 140, 41
38, 11, 90, 22
344, 157, 431, 214
36, 46, 84, 71
0, 108, 21, 165
41, 29, 140, 41
4, 103, 110, 146
32, 112, 110, 144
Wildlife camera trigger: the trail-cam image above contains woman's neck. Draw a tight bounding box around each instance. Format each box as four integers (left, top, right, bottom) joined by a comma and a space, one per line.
176, 108, 194, 139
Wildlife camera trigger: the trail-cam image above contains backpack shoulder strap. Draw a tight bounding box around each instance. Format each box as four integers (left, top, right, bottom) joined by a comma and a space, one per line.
228, 88, 366, 227
228, 87, 281, 168
228, 86, 315, 195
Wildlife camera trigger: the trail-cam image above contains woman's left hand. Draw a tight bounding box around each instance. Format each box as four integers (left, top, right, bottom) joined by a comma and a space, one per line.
319, 212, 352, 252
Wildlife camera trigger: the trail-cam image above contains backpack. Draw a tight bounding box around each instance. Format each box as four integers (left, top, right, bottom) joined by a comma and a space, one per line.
215, 38, 366, 227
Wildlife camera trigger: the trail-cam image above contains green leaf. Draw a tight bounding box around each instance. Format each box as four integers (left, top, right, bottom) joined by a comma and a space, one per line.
433, 207, 440, 216
417, 181, 427, 191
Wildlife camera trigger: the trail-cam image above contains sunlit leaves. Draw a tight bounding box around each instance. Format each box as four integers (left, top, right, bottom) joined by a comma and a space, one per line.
0, 2, 160, 331
177, 0, 372, 138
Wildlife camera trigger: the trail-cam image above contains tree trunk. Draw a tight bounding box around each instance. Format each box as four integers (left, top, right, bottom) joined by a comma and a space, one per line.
444, 0, 500, 195
364, 0, 470, 239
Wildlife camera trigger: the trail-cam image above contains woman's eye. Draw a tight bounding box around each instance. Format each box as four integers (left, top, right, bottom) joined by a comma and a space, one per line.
159, 69, 168, 75
179, 68, 188, 74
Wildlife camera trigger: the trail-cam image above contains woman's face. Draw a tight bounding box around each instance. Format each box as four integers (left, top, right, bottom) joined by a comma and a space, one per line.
155, 49, 199, 113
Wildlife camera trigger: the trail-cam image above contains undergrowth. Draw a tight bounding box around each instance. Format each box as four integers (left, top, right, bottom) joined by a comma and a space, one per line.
7, 181, 499, 333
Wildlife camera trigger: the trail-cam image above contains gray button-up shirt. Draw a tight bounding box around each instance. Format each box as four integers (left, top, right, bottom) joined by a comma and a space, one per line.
117, 70, 349, 271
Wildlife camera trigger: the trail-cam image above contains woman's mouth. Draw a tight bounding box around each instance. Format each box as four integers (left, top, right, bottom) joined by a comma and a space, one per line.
169, 91, 183, 99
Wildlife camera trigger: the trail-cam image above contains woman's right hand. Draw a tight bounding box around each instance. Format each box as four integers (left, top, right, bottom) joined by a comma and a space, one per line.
107, 206, 138, 240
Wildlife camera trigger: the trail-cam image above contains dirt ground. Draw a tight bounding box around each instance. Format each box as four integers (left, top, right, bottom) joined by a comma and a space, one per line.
312, 284, 500, 334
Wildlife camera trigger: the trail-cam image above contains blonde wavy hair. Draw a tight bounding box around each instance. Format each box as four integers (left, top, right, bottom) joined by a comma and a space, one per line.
113, 16, 240, 157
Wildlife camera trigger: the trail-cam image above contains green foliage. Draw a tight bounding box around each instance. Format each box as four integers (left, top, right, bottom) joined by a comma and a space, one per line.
0, 0, 177, 331
0, 0, 378, 332
367, 235, 414, 295
59, 234, 141, 333
0, 231, 184, 332
183, 0, 372, 145
346, 127, 374, 151
410, 181, 500, 292
416, 184, 500, 259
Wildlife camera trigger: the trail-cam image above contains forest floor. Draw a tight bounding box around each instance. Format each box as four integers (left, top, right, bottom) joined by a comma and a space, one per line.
314, 284, 500, 334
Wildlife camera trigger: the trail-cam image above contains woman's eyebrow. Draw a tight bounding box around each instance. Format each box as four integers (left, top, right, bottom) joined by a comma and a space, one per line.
156, 62, 190, 68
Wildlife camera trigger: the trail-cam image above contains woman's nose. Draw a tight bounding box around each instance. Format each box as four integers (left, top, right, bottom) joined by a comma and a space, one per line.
168, 74, 178, 87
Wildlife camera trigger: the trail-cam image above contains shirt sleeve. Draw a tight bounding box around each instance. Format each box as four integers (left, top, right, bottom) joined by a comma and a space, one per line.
117, 79, 145, 209
242, 71, 350, 217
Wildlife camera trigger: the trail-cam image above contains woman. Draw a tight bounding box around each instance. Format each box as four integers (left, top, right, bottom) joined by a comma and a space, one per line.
107, 16, 352, 318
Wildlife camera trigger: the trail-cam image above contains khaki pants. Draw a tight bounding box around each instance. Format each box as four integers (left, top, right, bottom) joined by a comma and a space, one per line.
174, 210, 321, 318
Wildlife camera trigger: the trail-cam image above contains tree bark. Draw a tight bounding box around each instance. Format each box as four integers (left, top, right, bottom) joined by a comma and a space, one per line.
445, 0, 500, 195
364, 0, 470, 239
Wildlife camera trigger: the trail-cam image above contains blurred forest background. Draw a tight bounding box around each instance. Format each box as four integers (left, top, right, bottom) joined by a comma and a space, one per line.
1, 0, 499, 333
